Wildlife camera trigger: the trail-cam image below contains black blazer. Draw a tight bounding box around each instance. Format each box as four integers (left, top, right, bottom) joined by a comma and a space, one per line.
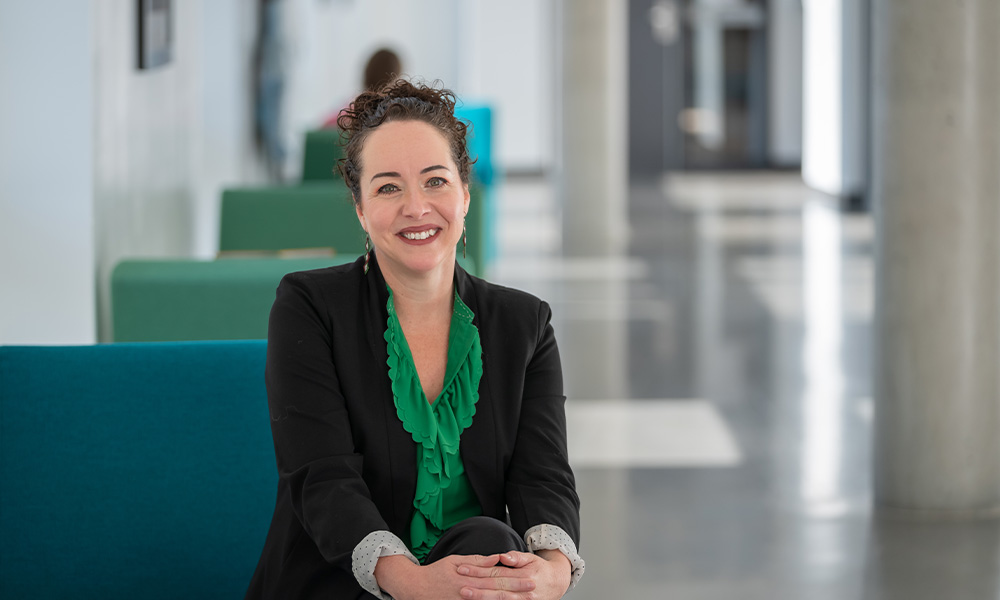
246, 254, 580, 599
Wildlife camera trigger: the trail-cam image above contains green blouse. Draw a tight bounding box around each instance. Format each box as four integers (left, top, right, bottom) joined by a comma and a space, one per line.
384, 287, 484, 562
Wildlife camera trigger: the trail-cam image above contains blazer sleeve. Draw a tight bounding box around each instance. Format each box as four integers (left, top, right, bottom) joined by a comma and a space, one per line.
265, 272, 390, 567
504, 300, 582, 546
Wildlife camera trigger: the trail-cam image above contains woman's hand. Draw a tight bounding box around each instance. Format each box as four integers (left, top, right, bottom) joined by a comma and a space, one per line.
457, 550, 572, 600
375, 554, 538, 600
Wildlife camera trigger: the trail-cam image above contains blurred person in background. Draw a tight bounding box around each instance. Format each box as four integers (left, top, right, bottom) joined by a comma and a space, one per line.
322, 48, 403, 129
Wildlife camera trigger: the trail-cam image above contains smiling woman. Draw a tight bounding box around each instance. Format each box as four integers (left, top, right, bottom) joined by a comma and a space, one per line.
354, 120, 470, 284
245, 80, 584, 600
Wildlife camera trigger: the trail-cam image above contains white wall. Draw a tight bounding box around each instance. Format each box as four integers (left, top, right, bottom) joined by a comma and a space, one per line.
194, 0, 266, 258
92, 0, 199, 341
92, 0, 266, 341
457, 0, 556, 173
802, 0, 865, 197
0, 0, 96, 344
802, 0, 843, 195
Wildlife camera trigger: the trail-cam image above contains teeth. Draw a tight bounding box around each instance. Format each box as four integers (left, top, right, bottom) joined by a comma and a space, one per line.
402, 229, 439, 240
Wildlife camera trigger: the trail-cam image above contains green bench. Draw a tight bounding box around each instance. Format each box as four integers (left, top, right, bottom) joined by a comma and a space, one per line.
111, 256, 351, 342
220, 183, 363, 254
111, 254, 478, 343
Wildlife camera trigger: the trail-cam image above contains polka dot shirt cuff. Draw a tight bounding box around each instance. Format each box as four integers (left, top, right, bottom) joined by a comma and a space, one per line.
524, 524, 586, 591
351, 530, 418, 599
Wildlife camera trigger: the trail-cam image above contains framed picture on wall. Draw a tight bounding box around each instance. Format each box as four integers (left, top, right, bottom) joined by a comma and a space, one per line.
137, 0, 172, 70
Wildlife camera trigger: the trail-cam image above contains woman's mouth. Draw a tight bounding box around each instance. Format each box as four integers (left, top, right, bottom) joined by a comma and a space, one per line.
400, 228, 440, 241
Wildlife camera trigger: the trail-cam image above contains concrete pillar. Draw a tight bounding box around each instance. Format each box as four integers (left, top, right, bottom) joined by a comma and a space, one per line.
873, 0, 1000, 513
558, 0, 628, 256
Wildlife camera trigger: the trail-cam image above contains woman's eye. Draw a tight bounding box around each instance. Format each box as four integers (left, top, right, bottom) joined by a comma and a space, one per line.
426, 177, 446, 187
377, 183, 400, 194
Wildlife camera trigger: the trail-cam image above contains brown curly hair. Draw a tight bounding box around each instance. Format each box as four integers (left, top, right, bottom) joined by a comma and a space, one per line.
336, 79, 473, 205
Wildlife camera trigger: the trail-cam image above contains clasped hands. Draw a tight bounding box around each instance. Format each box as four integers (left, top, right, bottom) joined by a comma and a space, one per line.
376, 549, 572, 600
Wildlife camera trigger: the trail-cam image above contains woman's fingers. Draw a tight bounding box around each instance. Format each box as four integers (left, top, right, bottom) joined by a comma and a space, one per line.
458, 577, 536, 599
458, 571, 536, 591
461, 553, 502, 567
458, 564, 526, 579
456, 559, 537, 597
499, 551, 537, 568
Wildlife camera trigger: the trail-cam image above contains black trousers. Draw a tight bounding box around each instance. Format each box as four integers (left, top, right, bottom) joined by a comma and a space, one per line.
357, 517, 529, 599
424, 516, 529, 563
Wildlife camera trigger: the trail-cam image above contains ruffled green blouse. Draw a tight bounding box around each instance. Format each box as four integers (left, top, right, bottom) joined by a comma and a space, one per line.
384, 286, 484, 562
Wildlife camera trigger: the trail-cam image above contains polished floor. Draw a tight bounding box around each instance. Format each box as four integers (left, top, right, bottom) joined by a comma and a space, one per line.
486, 172, 1000, 600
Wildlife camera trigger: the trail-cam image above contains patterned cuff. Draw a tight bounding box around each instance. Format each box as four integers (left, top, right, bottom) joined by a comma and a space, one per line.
524, 524, 586, 591
351, 530, 419, 599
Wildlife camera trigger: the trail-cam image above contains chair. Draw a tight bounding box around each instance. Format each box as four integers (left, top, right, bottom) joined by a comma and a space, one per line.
219, 183, 363, 254
301, 128, 344, 182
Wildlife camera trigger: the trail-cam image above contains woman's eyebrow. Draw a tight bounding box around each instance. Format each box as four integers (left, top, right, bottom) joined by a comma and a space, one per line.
370, 171, 400, 183
369, 165, 449, 184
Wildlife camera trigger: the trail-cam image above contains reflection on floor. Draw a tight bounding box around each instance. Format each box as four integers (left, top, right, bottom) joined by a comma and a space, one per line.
567, 399, 741, 468
487, 171, 1000, 600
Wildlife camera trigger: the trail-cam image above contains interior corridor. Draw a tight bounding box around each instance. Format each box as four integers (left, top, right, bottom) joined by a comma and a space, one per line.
488, 171, 999, 599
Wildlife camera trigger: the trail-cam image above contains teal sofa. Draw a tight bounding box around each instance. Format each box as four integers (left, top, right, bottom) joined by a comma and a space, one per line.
0, 341, 274, 599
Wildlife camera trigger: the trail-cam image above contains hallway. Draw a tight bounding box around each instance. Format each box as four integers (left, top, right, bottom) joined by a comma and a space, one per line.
490, 172, 999, 599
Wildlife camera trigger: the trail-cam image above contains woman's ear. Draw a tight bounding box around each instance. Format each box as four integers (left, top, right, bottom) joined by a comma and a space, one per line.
463, 183, 471, 214
355, 202, 366, 232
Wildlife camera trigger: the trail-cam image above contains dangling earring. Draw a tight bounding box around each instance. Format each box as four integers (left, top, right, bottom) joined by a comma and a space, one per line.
364, 233, 371, 274
462, 224, 467, 259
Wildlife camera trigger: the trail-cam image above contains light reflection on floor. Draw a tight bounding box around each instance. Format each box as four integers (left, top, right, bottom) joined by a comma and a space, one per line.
567, 399, 741, 468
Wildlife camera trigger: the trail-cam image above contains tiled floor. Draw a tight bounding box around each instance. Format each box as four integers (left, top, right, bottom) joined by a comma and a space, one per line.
487, 172, 1000, 599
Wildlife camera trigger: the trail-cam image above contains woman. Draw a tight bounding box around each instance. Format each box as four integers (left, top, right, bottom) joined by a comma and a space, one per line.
246, 80, 584, 599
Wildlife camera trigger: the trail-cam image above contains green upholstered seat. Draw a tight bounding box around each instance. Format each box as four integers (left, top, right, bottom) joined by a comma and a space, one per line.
111, 256, 352, 342
301, 128, 344, 181
0, 341, 273, 599
219, 183, 363, 254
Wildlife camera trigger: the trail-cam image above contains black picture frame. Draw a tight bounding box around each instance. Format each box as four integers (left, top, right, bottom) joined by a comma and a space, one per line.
137, 0, 172, 70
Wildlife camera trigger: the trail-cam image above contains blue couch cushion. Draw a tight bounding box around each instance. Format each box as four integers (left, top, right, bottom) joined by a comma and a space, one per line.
0, 341, 274, 599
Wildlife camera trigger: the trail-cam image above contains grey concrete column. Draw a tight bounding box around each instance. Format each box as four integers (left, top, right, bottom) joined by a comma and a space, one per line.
558, 0, 628, 256
873, 0, 1000, 513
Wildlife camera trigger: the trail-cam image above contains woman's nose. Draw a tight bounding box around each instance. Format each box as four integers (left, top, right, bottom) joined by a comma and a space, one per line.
401, 189, 431, 217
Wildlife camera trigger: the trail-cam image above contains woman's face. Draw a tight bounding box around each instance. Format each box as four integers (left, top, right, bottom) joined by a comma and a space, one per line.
356, 119, 470, 279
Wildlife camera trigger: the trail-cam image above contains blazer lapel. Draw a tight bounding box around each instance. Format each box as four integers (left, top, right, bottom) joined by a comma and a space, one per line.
364, 253, 418, 541
455, 267, 502, 519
